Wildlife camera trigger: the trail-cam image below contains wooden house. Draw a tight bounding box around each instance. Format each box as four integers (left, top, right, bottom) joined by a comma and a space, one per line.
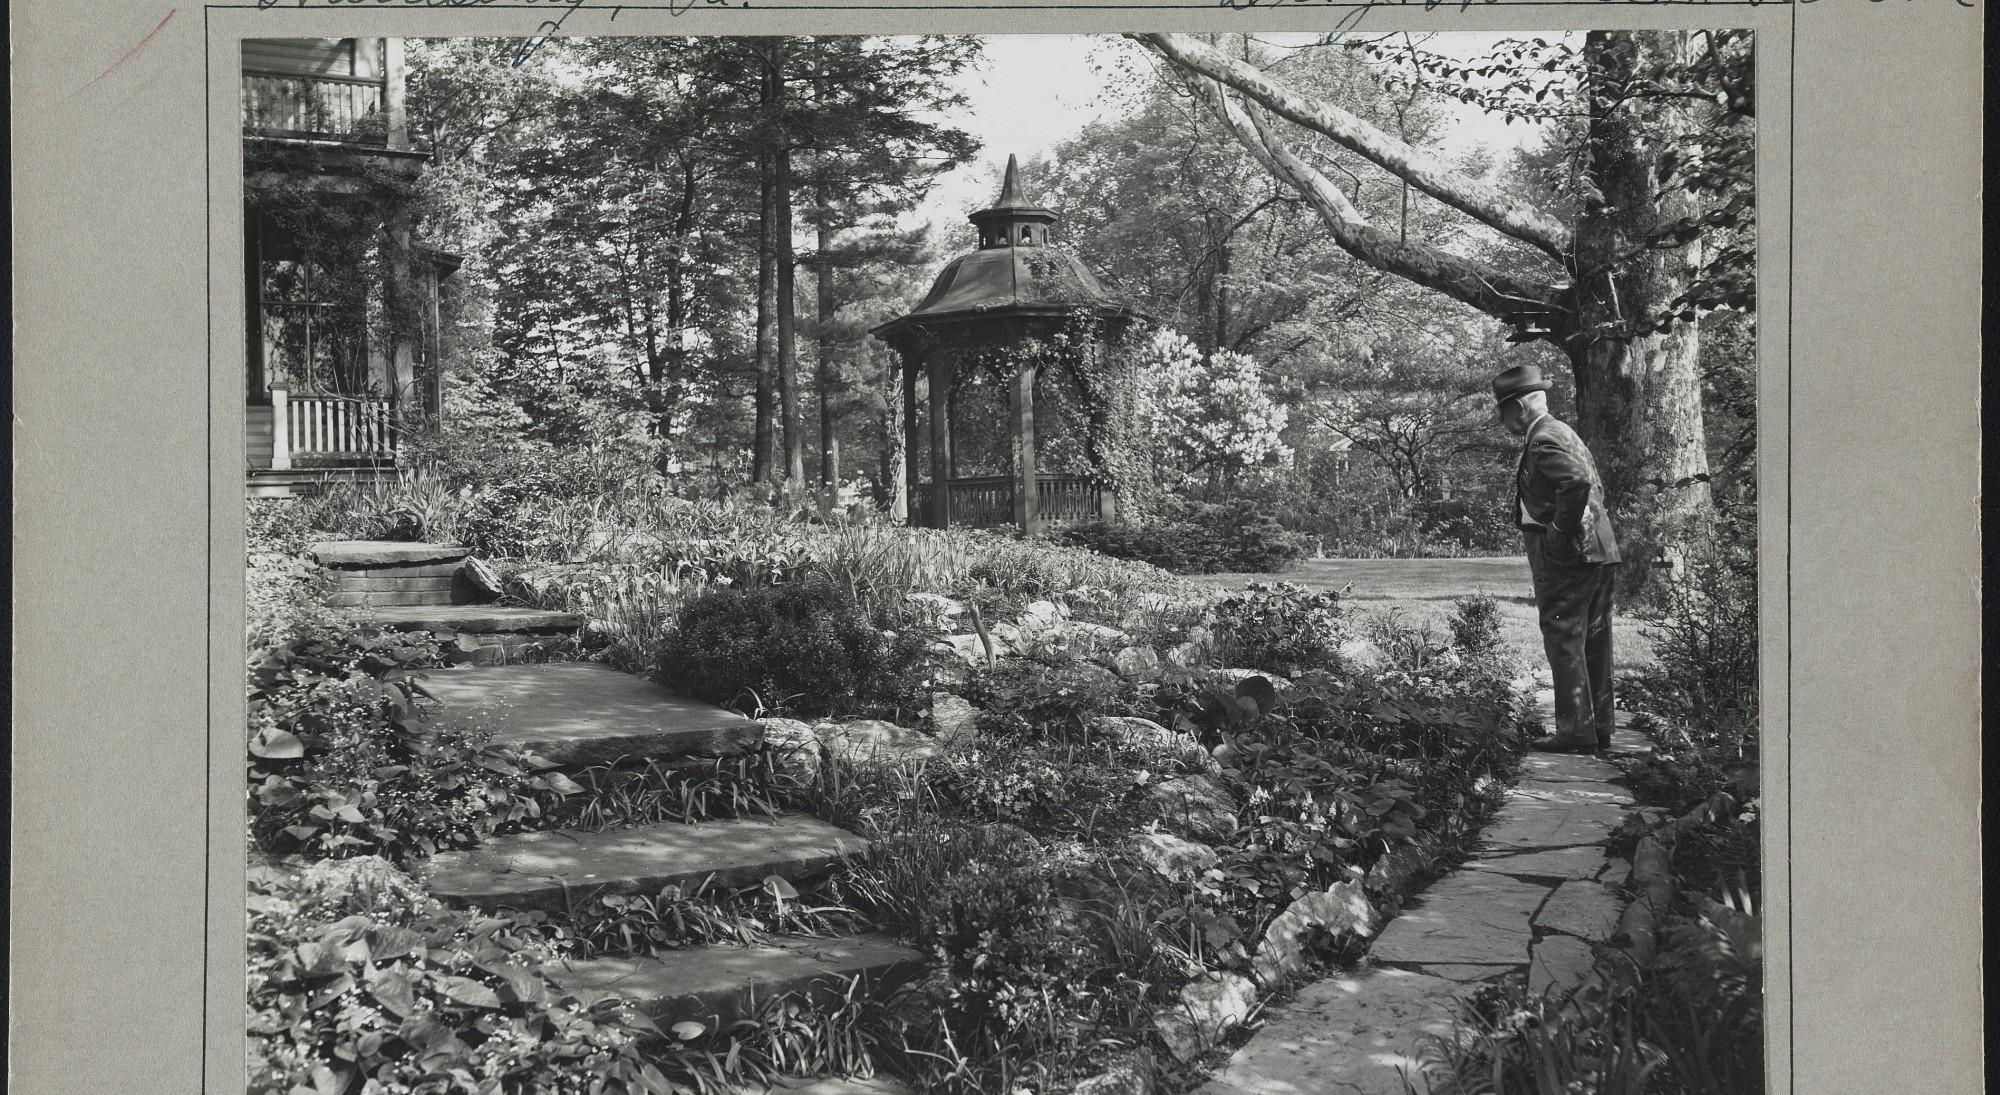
241, 38, 456, 497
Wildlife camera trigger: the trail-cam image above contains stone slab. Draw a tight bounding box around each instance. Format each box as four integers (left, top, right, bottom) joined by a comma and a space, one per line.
363, 605, 584, 634
1477, 796, 1630, 852
1197, 966, 1464, 1095
1528, 935, 1596, 997
1369, 873, 1551, 966
310, 540, 468, 567
1467, 845, 1614, 881
328, 590, 456, 608
421, 662, 757, 765
740, 1080, 911, 1095
1602, 727, 1654, 757
426, 814, 865, 911
1530, 703, 1638, 729
1534, 880, 1625, 942
1505, 781, 1635, 807
555, 933, 923, 1029
328, 575, 458, 592
1517, 752, 1626, 783
1400, 962, 1517, 983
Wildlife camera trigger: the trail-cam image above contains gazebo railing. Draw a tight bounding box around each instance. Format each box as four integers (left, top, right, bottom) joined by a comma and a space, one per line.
1036, 476, 1103, 524
915, 474, 1105, 529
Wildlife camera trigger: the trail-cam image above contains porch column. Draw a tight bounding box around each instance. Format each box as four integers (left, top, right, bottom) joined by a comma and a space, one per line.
384, 39, 411, 152
1011, 362, 1039, 537
926, 353, 953, 529
384, 207, 419, 456
269, 383, 293, 472
897, 357, 918, 524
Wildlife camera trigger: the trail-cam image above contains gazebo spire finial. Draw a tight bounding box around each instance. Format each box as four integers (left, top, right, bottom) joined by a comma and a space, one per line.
996, 153, 1029, 207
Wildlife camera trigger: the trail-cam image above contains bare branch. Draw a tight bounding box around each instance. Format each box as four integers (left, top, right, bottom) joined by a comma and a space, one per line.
1182, 72, 1565, 328
1132, 32, 1574, 261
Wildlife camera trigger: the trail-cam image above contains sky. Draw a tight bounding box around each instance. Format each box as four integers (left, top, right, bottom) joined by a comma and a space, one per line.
914, 32, 1555, 239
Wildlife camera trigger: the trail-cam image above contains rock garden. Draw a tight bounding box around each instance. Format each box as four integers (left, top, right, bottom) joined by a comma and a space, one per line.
243, 457, 1761, 1095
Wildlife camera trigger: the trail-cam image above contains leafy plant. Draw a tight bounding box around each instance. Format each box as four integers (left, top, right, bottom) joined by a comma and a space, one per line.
1054, 499, 1308, 575
1208, 582, 1348, 674
247, 857, 686, 1095
246, 627, 573, 861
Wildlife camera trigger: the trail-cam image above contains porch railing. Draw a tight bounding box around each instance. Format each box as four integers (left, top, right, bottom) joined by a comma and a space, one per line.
242, 70, 386, 142
914, 474, 1106, 529
270, 385, 397, 470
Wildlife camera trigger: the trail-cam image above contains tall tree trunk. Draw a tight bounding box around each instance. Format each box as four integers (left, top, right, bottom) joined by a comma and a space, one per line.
1569, 30, 1713, 593
815, 182, 837, 500
751, 146, 778, 485
770, 39, 806, 494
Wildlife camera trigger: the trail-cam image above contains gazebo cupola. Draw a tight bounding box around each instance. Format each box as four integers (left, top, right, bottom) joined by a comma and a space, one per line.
968, 158, 1059, 249
872, 154, 1146, 534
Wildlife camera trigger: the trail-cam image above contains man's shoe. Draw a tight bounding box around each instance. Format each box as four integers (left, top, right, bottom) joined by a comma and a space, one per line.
1528, 735, 1601, 755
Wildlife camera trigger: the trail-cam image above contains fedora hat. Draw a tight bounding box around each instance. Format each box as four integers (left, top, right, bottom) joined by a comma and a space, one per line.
1492, 364, 1552, 406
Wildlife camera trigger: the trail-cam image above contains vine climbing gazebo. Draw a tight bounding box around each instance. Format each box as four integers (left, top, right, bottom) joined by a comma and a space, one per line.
872, 155, 1148, 535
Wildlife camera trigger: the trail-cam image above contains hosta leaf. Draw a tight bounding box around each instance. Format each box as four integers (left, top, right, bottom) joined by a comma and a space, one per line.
250, 729, 306, 760
438, 975, 503, 1009
367, 968, 419, 1018
535, 772, 584, 795
671, 1021, 705, 1041
368, 926, 425, 961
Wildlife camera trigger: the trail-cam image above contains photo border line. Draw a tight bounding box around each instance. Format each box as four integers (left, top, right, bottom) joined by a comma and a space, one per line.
203, 8, 1791, 1092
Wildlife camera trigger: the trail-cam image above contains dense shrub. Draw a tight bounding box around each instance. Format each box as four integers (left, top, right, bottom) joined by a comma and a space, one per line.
657, 578, 937, 719
1415, 496, 1520, 554
1620, 537, 1759, 811
247, 857, 679, 1095
1054, 500, 1308, 575
1207, 582, 1347, 674
246, 627, 573, 861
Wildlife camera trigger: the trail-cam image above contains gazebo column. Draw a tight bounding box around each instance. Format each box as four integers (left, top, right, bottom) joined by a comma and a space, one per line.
898, 357, 920, 523
1010, 362, 1039, 537
927, 354, 953, 529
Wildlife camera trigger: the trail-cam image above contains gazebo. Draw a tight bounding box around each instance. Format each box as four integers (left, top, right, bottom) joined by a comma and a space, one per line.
872, 155, 1146, 535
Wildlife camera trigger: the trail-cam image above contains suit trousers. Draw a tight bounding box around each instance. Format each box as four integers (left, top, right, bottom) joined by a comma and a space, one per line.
1525, 533, 1618, 746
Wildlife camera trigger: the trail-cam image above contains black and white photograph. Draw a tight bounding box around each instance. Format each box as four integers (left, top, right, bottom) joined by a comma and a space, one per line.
234, 27, 1765, 1095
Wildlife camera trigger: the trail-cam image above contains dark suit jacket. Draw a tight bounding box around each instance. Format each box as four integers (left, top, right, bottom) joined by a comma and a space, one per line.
1518, 415, 1621, 565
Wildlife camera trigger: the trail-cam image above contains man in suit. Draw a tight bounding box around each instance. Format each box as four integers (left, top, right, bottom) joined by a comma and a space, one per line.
1495, 364, 1622, 754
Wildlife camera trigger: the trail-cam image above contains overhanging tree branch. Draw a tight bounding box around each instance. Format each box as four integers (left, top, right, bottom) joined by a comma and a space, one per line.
1132, 32, 1575, 261
1182, 70, 1566, 330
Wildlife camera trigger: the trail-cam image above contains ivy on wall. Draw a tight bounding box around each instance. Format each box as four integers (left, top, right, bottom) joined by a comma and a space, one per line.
245, 139, 426, 399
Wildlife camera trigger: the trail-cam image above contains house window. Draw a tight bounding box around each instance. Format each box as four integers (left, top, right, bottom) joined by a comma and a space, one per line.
248, 213, 372, 400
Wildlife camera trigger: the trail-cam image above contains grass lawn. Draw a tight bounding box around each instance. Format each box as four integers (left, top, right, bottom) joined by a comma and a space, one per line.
1187, 557, 1657, 671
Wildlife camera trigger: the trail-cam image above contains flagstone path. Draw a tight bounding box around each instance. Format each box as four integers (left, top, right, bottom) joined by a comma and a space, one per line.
1192, 709, 1650, 1095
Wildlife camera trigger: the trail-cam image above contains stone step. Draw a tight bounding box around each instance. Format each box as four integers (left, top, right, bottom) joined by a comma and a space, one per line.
420, 662, 758, 765
309, 540, 469, 568
354, 605, 585, 665
555, 933, 924, 1031
426, 814, 866, 912
733, 1079, 910, 1095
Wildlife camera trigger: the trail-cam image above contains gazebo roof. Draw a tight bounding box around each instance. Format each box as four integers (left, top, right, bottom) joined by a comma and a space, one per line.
872, 154, 1142, 347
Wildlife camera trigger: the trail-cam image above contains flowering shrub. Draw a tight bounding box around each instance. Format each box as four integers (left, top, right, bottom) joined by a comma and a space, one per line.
1133, 328, 1292, 485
